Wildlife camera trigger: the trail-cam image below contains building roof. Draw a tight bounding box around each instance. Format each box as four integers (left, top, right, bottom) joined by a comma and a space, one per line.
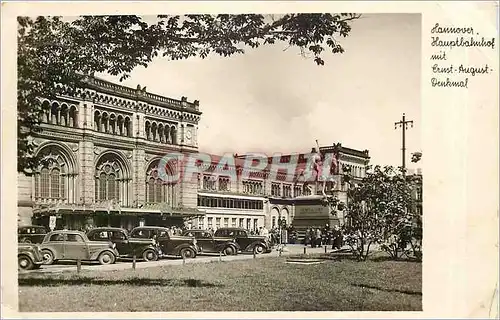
81, 76, 202, 115
320, 143, 370, 159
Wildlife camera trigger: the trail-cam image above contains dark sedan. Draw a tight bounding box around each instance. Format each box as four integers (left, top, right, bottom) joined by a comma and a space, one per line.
129, 226, 199, 259
214, 227, 272, 254
87, 227, 161, 261
182, 229, 239, 255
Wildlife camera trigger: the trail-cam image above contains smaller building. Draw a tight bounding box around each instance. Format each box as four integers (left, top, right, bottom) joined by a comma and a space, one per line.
193, 143, 371, 234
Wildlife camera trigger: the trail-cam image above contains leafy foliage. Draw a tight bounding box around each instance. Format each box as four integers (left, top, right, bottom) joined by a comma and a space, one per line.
411, 152, 422, 163
17, 14, 361, 174
341, 165, 421, 261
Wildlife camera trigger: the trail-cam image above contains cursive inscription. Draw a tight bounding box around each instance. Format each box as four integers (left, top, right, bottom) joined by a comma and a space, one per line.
431, 23, 474, 34
429, 23, 496, 89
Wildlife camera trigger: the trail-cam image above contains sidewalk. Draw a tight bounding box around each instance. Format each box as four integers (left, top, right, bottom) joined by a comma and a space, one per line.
20, 245, 331, 275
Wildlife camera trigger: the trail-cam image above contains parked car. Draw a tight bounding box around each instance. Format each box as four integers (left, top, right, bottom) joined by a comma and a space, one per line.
39, 230, 119, 265
18, 243, 44, 271
129, 226, 199, 259
181, 229, 239, 255
213, 227, 272, 254
18, 225, 48, 244
87, 227, 160, 261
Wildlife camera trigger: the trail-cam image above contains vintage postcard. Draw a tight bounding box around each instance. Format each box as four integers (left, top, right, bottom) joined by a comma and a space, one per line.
1, 1, 498, 319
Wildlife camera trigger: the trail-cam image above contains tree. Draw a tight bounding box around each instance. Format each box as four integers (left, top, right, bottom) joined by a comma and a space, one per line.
411, 151, 422, 163
17, 14, 361, 174
342, 165, 418, 261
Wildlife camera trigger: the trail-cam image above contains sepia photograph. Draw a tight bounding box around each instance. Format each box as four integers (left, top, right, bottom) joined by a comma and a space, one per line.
13, 11, 425, 313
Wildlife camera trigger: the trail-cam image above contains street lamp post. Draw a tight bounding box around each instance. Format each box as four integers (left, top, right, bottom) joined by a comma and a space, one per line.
394, 113, 414, 174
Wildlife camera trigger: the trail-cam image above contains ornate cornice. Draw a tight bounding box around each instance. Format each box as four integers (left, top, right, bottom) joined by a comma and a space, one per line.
82, 76, 202, 116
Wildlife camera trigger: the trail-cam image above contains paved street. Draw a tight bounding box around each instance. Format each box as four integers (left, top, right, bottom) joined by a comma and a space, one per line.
20, 244, 332, 275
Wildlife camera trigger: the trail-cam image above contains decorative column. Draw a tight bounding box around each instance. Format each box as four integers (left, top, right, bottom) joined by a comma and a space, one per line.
78, 94, 95, 205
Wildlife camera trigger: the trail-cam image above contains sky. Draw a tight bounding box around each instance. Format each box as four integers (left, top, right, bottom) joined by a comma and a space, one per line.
98, 13, 422, 169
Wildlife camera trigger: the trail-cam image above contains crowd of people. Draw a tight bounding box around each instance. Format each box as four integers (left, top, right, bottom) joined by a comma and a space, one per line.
303, 224, 343, 249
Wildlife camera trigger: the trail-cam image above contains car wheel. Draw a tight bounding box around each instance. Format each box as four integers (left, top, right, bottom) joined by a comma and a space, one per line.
98, 251, 116, 265
41, 249, 55, 265
223, 246, 235, 256
18, 255, 34, 270
253, 244, 265, 255
142, 249, 159, 262
180, 248, 196, 259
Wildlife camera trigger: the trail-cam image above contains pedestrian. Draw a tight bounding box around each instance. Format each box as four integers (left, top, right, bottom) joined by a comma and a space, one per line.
310, 228, 317, 248
262, 226, 269, 238
304, 228, 311, 246
332, 225, 343, 250
315, 228, 322, 248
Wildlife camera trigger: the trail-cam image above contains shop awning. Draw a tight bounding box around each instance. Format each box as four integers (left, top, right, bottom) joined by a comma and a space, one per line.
32, 202, 205, 219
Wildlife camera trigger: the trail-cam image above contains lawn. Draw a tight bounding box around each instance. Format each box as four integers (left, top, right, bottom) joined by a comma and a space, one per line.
18, 256, 422, 312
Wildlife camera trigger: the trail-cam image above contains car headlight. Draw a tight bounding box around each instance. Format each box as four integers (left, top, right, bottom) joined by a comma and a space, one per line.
111, 242, 116, 249
152, 239, 157, 245
192, 238, 197, 246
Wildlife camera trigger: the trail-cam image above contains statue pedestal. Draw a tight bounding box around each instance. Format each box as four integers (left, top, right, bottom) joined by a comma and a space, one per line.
292, 195, 342, 235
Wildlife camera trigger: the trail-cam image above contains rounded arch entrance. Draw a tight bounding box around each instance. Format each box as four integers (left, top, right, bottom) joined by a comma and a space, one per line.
270, 207, 280, 229
280, 207, 290, 225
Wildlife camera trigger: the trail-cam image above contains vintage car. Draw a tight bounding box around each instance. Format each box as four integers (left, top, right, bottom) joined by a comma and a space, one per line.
214, 227, 272, 254
39, 230, 120, 265
181, 229, 239, 255
18, 243, 44, 271
129, 226, 199, 259
18, 225, 48, 244
87, 227, 160, 261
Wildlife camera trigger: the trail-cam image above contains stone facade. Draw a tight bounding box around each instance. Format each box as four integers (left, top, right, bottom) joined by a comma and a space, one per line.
194, 145, 371, 232
18, 77, 202, 230
18, 76, 371, 234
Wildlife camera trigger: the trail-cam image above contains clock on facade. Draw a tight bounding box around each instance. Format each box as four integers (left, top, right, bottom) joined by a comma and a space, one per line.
186, 128, 192, 141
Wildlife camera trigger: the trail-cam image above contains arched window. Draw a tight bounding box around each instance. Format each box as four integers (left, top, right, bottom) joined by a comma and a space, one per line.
94, 111, 101, 132
50, 168, 60, 198
34, 146, 74, 202
147, 178, 155, 202
145, 121, 151, 140
51, 102, 59, 125
151, 123, 158, 141
60, 105, 68, 126
40, 100, 51, 123
171, 127, 177, 145
69, 106, 78, 128
109, 114, 116, 134
96, 164, 120, 201
40, 168, 50, 198
124, 117, 131, 137
164, 126, 170, 143
101, 113, 109, 133
145, 159, 178, 205
95, 153, 129, 205
158, 124, 164, 143
117, 115, 124, 136
98, 172, 107, 200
